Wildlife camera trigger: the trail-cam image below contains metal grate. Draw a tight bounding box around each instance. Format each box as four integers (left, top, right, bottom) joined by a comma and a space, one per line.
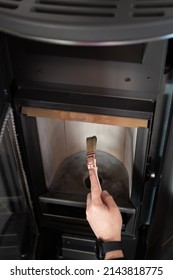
0, 0, 173, 44
0, 0, 22, 10
31, 0, 173, 20
34, 0, 117, 9
133, 0, 173, 18
32, 0, 117, 19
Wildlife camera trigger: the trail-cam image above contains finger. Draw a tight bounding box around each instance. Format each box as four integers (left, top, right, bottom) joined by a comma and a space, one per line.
86, 192, 91, 220
86, 192, 91, 208
101, 190, 117, 209
89, 168, 102, 202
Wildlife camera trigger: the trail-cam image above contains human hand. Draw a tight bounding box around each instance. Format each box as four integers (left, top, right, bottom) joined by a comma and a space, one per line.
86, 168, 124, 259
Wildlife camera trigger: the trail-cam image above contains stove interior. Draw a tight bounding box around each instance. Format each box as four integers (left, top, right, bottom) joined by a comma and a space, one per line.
37, 117, 137, 201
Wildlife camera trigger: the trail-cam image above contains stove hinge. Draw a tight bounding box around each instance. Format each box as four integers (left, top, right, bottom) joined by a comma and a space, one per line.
139, 158, 157, 226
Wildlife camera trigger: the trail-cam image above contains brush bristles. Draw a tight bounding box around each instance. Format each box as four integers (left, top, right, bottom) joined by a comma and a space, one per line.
86, 136, 97, 156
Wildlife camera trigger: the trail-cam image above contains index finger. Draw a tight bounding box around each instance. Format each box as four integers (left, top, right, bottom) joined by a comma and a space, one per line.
89, 168, 102, 202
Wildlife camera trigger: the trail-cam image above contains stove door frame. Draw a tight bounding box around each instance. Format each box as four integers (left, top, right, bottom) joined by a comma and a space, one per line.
147, 97, 173, 259
0, 103, 38, 259
14, 83, 154, 259
0, 38, 37, 260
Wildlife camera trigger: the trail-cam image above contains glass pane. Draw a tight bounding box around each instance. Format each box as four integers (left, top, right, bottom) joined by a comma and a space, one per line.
0, 107, 36, 259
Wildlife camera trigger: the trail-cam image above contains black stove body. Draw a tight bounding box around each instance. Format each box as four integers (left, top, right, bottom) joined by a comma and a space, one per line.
1, 1, 173, 260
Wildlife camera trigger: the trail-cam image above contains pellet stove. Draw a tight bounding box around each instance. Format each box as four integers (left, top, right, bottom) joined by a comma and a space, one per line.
1, 0, 173, 260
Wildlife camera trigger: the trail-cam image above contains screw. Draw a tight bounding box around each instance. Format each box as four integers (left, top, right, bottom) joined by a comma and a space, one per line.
20, 253, 27, 259
150, 173, 155, 178
125, 77, 131, 82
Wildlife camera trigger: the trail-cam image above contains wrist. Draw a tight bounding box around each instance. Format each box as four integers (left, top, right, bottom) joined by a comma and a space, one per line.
102, 238, 124, 260
105, 250, 124, 260
100, 235, 121, 243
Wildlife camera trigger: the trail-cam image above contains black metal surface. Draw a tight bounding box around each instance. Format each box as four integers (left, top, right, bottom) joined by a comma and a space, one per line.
0, 213, 27, 260
0, 103, 8, 134
1, 1, 173, 44
0, 37, 9, 109
13, 40, 146, 64
8, 38, 167, 101
16, 85, 154, 120
130, 127, 151, 244
20, 115, 47, 199
131, 128, 150, 208
62, 235, 96, 260
36, 227, 62, 259
0, 78, 6, 115
147, 99, 173, 259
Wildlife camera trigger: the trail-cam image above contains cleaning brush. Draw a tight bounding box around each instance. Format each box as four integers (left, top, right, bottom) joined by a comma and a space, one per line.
86, 136, 102, 192
86, 136, 97, 169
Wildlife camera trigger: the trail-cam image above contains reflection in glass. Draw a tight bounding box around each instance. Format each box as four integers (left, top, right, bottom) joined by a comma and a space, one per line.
0, 107, 36, 259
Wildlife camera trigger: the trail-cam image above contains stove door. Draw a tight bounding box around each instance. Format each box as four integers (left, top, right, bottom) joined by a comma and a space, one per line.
0, 104, 37, 259
147, 105, 173, 260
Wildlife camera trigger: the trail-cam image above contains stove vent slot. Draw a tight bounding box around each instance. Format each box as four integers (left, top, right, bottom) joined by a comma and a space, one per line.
133, 0, 173, 18
32, 0, 117, 18
0, 0, 21, 10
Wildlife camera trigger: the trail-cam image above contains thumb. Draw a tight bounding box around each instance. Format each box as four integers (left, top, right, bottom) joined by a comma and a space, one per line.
101, 190, 117, 209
